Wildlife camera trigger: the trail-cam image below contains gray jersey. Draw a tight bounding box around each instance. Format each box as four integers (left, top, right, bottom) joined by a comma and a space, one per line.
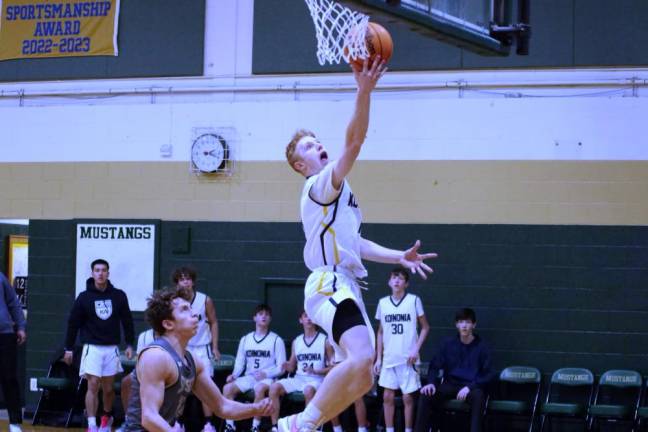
123, 337, 196, 431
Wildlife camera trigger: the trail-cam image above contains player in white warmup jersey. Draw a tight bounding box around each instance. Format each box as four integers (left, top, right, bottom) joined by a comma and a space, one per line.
224, 304, 286, 432
281, 58, 438, 432
173, 266, 221, 432
269, 311, 334, 432
374, 268, 430, 432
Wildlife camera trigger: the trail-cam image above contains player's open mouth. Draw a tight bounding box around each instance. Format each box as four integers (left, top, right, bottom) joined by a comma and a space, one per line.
320, 151, 328, 161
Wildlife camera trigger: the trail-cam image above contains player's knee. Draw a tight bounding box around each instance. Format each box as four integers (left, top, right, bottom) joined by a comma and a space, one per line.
383, 390, 395, 405
402, 393, 414, 405
304, 386, 316, 399
223, 383, 236, 398
269, 383, 283, 397
255, 385, 268, 398
86, 376, 100, 392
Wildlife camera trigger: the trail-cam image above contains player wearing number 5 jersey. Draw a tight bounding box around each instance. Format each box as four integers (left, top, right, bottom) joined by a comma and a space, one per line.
270, 311, 334, 432
223, 304, 286, 432
374, 268, 430, 432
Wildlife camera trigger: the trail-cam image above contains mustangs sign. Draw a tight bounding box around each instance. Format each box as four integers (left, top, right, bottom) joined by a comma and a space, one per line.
0, 0, 120, 61
76, 223, 156, 312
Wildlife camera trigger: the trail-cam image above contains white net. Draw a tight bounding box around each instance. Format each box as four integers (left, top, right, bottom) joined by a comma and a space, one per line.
304, 0, 370, 65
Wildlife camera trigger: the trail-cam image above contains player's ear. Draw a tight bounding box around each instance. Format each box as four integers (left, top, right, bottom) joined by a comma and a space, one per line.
293, 160, 306, 174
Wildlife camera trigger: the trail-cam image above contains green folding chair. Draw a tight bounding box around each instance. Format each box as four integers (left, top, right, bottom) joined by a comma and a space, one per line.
486, 366, 541, 432
588, 369, 642, 431
539, 367, 594, 431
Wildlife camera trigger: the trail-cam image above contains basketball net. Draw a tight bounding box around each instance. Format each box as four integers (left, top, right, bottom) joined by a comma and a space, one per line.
304, 0, 370, 65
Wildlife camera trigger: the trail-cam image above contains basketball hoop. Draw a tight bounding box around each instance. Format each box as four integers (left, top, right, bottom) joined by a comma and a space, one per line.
304, 0, 370, 65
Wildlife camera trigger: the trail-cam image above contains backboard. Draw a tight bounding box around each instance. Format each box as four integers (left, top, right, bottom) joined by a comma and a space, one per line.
338, 0, 530, 56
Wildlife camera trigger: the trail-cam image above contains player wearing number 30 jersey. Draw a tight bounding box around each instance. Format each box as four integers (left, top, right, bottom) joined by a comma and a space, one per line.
374, 268, 430, 432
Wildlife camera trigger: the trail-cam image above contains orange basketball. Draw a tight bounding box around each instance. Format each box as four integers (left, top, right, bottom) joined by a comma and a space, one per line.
349, 22, 393, 69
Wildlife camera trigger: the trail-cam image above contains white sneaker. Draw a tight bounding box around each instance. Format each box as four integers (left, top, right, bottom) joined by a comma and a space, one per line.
277, 414, 298, 432
9, 424, 22, 432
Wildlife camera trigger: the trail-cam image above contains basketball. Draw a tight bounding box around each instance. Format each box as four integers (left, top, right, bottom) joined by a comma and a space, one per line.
349, 22, 393, 68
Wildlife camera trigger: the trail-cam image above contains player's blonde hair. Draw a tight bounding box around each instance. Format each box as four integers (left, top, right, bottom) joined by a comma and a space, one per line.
286, 129, 316, 173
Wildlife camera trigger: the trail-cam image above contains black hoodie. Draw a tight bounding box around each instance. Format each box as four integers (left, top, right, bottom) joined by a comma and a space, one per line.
64, 278, 135, 350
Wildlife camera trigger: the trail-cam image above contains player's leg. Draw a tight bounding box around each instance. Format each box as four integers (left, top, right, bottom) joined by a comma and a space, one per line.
353, 398, 368, 432
400, 365, 421, 432
303, 385, 316, 405
269, 381, 288, 426
85, 374, 101, 431
196, 348, 217, 432
223, 379, 246, 432
99, 375, 116, 432
382, 388, 396, 431
252, 382, 271, 431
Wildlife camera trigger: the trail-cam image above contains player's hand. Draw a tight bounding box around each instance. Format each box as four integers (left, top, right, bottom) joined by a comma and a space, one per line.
421, 384, 436, 396
305, 365, 316, 375
399, 240, 437, 279
351, 55, 387, 93
281, 361, 291, 372
125, 346, 134, 360
16, 329, 26, 345
253, 398, 273, 417
226, 374, 235, 383
373, 360, 382, 375
407, 348, 418, 365
212, 346, 221, 361
62, 350, 74, 366
457, 386, 471, 401
253, 370, 267, 381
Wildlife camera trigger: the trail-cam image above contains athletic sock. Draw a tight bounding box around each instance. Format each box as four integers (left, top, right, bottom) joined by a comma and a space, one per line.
252, 418, 261, 428
333, 426, 343, 432
386, 428, 395, 432
88, 417, 97, 428
358, 427, 368, 432
405, 428, 413, 432
296, 404, 324, 431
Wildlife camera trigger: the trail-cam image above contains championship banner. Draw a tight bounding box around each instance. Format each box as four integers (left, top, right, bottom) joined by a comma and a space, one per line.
0, 0, 120, 61
76, 223, 156, 312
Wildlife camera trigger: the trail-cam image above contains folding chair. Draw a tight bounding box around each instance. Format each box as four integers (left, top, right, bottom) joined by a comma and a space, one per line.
32, 348, 85, 427
588, 369, 642, 432
485, 366, 541, 432
539, 367, 594, 431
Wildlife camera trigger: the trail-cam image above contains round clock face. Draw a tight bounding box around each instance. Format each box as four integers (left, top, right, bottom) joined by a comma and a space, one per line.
191, 133, 228, 173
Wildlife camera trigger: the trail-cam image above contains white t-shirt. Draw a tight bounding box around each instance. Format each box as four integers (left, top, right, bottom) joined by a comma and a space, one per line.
375, 293, 425, 368
232, 331, 286, 379
300, 163, 367, 278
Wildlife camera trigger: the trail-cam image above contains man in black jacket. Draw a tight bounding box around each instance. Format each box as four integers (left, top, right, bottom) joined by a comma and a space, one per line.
63, 259, 135, 432
414, 308, 494, 432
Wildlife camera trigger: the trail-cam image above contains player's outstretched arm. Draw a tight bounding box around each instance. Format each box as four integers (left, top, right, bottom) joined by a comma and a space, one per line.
193, 366, 273, 420
360, 238, 437, 279
332, 57, 387, 190
137, 348, 178, 432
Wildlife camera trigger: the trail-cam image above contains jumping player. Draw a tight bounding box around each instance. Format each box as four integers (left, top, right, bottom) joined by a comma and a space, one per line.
282, 57, 437, 432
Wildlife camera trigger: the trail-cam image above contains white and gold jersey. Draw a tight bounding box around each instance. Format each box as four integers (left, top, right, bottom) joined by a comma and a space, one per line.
300, 163, 367, 278
294, 332, 327, 379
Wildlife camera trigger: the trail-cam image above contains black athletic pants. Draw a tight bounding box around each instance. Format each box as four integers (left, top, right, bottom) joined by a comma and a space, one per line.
0, 333, 22, 424
414, 381, 485, 432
